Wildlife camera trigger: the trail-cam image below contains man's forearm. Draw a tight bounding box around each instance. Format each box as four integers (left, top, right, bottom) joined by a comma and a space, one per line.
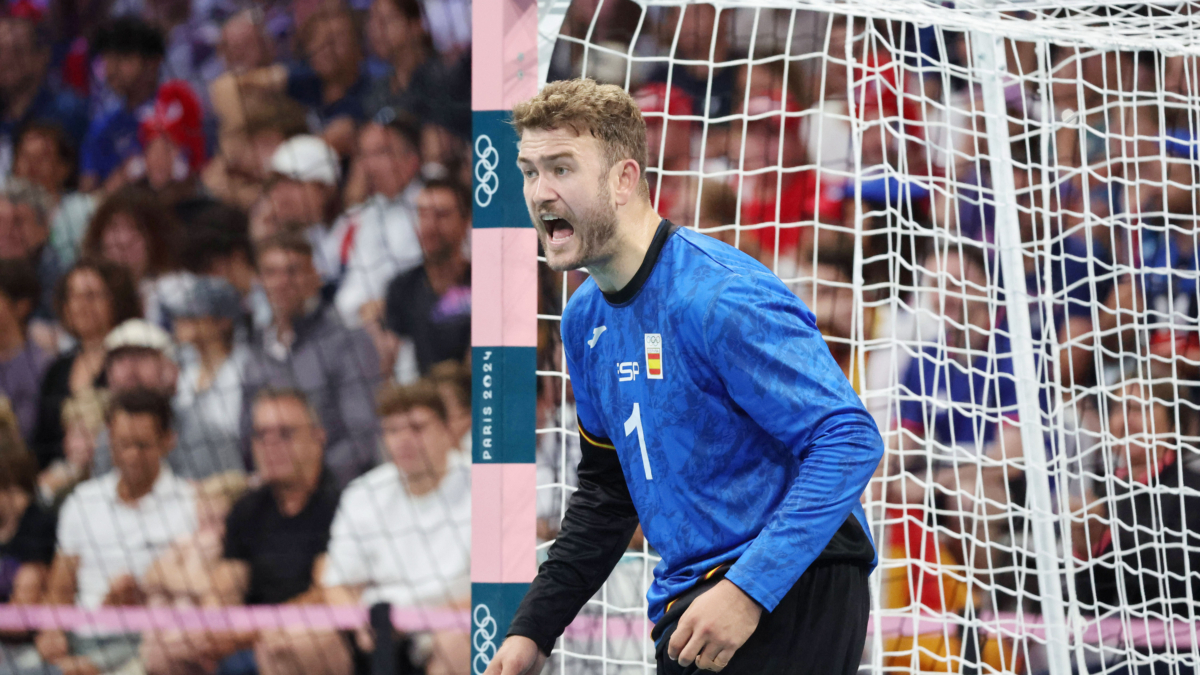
507, 437, 639, 656
726, 415, 883, 611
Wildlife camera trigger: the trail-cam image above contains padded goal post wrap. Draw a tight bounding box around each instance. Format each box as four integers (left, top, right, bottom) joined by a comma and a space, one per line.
470, 0, 538, 672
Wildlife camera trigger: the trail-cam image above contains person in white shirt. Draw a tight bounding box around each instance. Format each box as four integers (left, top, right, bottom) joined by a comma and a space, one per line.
322, 381, 470, 675
334, 115, 424, 328
264, 135, 346, 287
163, 274, 250, 479
30, 388, 196, 675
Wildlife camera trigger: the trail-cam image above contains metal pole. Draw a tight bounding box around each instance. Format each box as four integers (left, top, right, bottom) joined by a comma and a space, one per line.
969, 24, 1072, 675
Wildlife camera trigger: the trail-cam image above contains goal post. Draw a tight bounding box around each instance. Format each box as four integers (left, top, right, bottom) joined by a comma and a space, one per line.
472, 0, 1200, 673
469, 0, 540, 672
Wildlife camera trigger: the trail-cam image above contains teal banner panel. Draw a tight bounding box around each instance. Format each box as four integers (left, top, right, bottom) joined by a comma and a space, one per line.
471, 582, 531, 674
472, 346, 536, 464
472, 110, 531, 229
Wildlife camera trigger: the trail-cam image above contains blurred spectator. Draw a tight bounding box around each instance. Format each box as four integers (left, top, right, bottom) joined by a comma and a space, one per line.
0, 16, 89, 166
795, 246, 858, 390
31, 259, 140, 470
854, 115, 931, 215
132, 82, 208, 203
211, 5, 370, 158
893, 245, 1017, 461
363, 0, 433, 119
0, 179, 61, 325
419, 114, 470, 187
81, 186, 180, 323
635, 83, 695, 218
0, 440, 56, 606
335, 116, 423, 325
141, 471, 247, 606
363, 0, 470, 142
178, 203, 256, 302
177, 203, 270, 331
196, 388, 347, 675
12, 123, 97, 268
732, 89, 841, 257
0, 260, 49, 443
139, 472, 248, 675
675, 179, 755, 257
322, 382, 470, 675
89, 319, 180, 477
427, 360, 471, 451
854, 194, 929, 302
241, 232, 382, 488
203, 94, 309, 210
32, 389, 196, 675
141, 0, 240, 104
420, 0, 471, 58
383, 179, 470, 376
648, 4, 735, 119
37, 389, 107, 508
264, 135, 346, 287
960, 144, 1116, 391
1075, 380, 1200, 623
1115, 181, 1199, 393
161, 275, 248, 479
80, 18, 170, 191
248, 194, 281, 246
217, 10, 275, 76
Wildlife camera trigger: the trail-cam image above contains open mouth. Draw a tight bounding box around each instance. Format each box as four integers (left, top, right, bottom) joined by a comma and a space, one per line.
541, 214, 575, 244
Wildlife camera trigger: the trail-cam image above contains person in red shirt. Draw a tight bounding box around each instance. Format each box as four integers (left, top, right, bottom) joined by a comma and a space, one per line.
732, 89, 842, 258
635, 83, 695, 220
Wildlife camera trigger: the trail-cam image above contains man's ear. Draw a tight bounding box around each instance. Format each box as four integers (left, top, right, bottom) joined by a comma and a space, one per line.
611, 158, 643, 207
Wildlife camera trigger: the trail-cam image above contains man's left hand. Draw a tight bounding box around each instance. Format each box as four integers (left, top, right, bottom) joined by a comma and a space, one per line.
666, 579, 762, 672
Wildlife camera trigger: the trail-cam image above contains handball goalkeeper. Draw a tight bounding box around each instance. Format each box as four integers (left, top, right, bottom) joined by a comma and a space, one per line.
485, 78, 884, 675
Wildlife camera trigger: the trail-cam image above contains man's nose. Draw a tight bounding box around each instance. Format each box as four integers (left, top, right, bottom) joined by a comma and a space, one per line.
531, 174, 557, 206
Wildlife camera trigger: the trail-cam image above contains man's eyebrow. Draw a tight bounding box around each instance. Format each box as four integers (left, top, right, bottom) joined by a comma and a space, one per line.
516, 151, 577, 165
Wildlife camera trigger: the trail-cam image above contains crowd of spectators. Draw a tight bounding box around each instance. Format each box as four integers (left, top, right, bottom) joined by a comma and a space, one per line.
0, 2, 1198, 675
0, 0, 474, 674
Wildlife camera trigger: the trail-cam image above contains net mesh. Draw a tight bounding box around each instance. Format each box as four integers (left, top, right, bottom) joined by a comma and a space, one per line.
535, 1, 1200, 673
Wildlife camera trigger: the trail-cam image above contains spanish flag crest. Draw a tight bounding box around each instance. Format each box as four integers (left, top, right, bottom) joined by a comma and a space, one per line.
645, 333, 663, 380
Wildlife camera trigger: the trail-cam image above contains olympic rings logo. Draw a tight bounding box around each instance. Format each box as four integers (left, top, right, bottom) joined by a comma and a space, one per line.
474, 134, 500, 208
472, 603, 498, 675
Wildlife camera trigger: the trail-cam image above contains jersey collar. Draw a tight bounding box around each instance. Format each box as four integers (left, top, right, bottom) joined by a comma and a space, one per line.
602, 219, 679, 306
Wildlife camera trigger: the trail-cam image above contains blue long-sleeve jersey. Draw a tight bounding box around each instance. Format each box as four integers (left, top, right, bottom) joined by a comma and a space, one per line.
508, 220, 883, 653
562, 221, 883, 621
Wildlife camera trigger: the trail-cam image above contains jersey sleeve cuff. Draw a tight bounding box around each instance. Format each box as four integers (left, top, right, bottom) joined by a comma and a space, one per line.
723, 566, 784, 614
505, 622, 556, 657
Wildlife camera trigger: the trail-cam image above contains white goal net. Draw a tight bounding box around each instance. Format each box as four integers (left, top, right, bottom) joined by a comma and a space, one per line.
533, 1, 1200, 673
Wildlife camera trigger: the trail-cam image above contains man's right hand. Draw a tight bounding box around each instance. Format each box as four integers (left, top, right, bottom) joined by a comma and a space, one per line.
482, 636, 547, 675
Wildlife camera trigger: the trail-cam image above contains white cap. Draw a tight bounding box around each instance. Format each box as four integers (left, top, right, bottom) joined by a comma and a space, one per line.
269, 135, 340, 186
104, 319, 174, 356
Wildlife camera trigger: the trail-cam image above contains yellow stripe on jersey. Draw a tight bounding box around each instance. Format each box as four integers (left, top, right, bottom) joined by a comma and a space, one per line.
578, 424, 616, 450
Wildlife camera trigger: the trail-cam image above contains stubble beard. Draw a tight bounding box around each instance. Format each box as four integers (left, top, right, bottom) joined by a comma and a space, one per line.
537, 181, 619, 272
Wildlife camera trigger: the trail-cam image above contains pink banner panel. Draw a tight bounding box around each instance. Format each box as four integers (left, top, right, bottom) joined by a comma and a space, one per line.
471, 228, 538, 347
473, 0, 538, 111
472, 463, 538, 583
2, 607, 1195, 650
500, 462, 538, 582
502, 0, 538, 108
0, 606, 468, 633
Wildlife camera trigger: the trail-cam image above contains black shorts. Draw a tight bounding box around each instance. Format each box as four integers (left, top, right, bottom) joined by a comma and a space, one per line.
652, 562, 871, 675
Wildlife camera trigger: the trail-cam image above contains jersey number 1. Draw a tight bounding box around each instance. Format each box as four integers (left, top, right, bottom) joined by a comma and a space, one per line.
624, 403, 653, 480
